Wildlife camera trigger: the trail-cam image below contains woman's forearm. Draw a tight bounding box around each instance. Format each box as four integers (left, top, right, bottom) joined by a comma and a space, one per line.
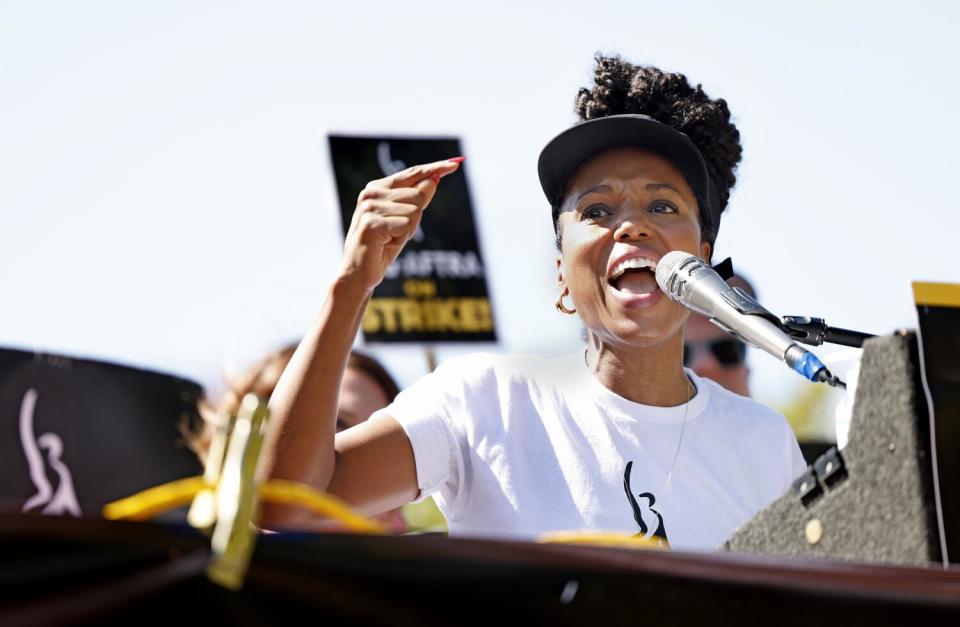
256, 158, 460, 528
258, 275, 371, 494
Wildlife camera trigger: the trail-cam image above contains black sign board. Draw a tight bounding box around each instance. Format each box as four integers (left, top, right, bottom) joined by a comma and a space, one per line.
0, 347, 203, 518
329, 135, 496, 343
913, 282, 960, 563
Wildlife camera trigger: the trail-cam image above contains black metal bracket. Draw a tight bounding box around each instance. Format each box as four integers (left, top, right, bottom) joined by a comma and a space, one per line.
781, 316, 875, 348
814, 447, 848, 489
793, 469, 823, 508
793, 447, 848, 508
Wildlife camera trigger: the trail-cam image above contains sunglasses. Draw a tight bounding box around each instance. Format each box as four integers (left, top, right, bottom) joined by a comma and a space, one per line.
683, 338, 746, 368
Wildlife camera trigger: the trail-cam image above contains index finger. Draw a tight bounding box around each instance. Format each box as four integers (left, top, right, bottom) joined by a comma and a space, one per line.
384, 159, 461, 189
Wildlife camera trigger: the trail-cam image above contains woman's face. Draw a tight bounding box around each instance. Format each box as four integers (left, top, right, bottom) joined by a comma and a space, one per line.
556, 147, 711, 350
337, 367, 390, 432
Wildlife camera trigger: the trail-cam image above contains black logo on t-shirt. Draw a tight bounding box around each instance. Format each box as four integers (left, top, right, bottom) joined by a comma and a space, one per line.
623, 461, 668, 546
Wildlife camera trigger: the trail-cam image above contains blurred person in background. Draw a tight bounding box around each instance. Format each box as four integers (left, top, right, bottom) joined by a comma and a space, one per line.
682, 274, 755, 397
189, 345, 442, 533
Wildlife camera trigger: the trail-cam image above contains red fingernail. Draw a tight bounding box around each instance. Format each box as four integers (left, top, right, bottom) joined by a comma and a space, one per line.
430, 173, 441, 185
448, 156, 466, 164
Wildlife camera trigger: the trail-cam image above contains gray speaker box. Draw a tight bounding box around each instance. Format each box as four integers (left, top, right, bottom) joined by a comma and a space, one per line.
724, 331, 943, 566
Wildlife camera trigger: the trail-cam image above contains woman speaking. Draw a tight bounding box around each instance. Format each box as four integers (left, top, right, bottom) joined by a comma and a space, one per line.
260, 55, 805, 550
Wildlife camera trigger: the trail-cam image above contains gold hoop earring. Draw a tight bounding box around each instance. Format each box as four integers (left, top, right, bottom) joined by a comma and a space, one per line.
555, 292, 576, 315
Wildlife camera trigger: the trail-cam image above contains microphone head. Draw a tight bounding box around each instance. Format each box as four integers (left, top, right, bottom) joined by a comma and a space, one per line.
655, 250, 701, 302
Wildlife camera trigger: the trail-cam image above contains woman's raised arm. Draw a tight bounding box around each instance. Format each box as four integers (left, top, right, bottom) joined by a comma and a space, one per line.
258, 158, 461, 528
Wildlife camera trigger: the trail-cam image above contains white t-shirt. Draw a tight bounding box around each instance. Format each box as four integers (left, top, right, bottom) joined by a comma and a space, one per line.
375, 351, 806, 551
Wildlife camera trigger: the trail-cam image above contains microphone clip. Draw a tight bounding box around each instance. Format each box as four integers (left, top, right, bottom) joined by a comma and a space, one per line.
720, 287, 781, 326
780, 316, 875, 349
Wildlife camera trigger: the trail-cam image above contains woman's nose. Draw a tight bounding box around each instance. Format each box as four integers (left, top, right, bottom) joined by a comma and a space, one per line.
614, 210, 652, 241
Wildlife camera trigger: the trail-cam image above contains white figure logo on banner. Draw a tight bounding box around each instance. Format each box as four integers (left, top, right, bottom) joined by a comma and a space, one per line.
19, 388, 82, 516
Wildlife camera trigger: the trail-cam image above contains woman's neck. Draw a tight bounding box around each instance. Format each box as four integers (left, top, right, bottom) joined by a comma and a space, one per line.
585, 333, 691, 407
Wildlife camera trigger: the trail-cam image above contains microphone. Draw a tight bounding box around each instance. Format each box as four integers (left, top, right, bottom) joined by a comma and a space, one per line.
655, 251, 841, 386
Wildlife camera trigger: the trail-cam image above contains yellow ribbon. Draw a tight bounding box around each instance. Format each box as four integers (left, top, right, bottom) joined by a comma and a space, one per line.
538, 530, 667, 550
102, 476, 387, 535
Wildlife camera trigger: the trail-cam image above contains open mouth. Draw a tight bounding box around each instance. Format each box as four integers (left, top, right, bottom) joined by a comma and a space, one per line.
608, 258, 659, 296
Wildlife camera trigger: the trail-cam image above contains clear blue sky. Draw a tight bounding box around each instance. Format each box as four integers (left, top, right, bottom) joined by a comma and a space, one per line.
2, 1, 958, 425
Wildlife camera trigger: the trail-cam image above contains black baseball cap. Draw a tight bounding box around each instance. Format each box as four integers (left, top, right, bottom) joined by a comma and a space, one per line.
537, 114, 723, 231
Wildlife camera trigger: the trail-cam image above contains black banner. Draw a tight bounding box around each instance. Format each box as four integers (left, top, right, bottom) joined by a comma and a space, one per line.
0, 347, 203, 518
914, 282, 960, 562
329, 135, 496, 343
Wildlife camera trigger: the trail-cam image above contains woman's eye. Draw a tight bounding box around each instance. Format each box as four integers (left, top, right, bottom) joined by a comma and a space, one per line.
649, 202, 678, 214
582, 204, 611, 220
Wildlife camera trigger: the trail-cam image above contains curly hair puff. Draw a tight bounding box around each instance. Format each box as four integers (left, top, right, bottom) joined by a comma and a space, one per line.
552, 54, 743, 251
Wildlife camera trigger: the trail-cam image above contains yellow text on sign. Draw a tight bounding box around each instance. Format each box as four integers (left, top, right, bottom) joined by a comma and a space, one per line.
362, 298, 494, 334
402, 279, 438, 298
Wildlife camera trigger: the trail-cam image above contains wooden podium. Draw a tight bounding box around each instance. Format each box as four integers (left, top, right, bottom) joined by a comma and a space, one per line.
1, 513, 959, 626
